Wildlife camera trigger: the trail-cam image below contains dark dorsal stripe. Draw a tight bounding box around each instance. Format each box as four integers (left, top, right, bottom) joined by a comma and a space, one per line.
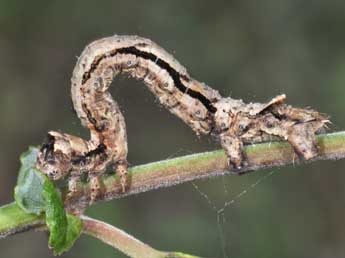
71, 143, 107, 166
81, 46, 217, 113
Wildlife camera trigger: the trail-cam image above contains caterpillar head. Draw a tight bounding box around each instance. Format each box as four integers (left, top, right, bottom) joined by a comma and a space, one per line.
37, 131, 90, 180
36, 132, 75, 180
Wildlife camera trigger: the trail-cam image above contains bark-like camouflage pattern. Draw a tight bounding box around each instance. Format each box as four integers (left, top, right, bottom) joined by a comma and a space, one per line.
36, 35, 329, 203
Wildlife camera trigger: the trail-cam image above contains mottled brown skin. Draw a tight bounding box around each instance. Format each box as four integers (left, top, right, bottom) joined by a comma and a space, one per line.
213, 95, 329, 169
36, 35, 329, 205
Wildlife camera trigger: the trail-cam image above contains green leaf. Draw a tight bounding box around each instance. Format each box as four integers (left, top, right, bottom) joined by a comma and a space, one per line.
43, 176, 82, 255
14, 147, 82, 256
63, 215, 83, 253
14, 147, 46, 214
42, 175, 68, 254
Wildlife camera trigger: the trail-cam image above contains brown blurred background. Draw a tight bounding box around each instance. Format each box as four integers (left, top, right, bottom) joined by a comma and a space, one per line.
1, 1, 345, 257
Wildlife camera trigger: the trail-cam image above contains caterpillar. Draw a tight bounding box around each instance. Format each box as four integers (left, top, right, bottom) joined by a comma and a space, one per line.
36, 35, 329, 203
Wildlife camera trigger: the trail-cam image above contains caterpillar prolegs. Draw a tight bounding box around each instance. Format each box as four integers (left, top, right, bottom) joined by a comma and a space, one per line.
36, 35, 329, 204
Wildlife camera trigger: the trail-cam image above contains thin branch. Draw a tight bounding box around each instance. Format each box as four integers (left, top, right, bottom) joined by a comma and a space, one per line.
1, 131, 345, 239
66, 131, 345, 211
0, 203, 44, 239
0, 204, 200, 258
81, 216, 200, 258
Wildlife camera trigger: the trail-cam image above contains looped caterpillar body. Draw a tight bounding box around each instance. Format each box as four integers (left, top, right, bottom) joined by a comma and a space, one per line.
36, 35, 329, 204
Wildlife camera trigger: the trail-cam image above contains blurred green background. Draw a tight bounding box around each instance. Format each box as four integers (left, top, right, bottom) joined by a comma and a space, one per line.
1, 1, 345, 257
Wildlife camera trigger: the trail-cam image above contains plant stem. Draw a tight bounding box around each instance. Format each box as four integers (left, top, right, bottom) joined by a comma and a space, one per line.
0, 204, 200, 258
82, 216, 201, 258
66, 131, 345, 211
1, 132, 345, 255
82, 215, 165, 258
0, 203, 44, 239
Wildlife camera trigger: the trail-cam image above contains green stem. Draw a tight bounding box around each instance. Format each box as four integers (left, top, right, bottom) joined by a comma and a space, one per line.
0, 203, 44, 238
1, 132, 345, 257
66, 131, 345, 211
0, 205, 201, 257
